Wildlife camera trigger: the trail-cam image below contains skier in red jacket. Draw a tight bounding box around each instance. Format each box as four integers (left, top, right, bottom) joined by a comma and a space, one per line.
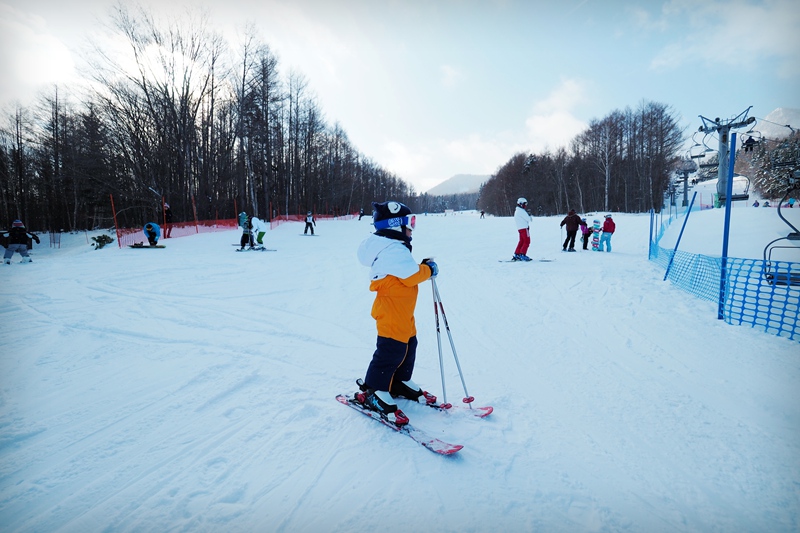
598, 214, 615, 252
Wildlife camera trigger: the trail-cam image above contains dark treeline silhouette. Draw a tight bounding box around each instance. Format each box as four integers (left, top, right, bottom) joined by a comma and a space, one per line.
0, 5, 416, 231
478, 101, 684, 216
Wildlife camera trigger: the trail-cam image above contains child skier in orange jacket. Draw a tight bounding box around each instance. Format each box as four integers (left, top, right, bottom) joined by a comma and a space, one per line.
355, 201, 438, 425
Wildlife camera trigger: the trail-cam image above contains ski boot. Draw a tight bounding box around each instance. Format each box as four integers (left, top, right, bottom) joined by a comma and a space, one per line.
390, 379, 437, 405
355, 380, 409, 426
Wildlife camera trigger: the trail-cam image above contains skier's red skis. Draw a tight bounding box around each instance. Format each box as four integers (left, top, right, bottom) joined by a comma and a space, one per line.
336, 394, 463, 455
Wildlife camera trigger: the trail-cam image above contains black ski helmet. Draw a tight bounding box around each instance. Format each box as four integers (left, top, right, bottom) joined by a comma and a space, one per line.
372, 201, 413, 231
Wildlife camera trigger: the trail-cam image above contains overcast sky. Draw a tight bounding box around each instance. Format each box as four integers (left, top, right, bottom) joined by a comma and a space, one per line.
1, 0, 798, 193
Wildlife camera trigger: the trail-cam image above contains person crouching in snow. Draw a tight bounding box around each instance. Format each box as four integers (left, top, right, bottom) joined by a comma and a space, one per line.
143, 222, 161, 246
355, 200, 438, 426
598, 214, 615, 252
512, 197, 532, 261
251, 215, 267, 246
3, 220, 40, 264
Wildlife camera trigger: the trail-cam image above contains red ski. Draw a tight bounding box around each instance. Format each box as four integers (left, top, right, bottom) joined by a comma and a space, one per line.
336, 394, 463, 455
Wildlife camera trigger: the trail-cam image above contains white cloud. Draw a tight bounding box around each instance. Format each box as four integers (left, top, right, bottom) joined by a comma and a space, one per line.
650, 0, 800, 75
379, 134, 514, 193
382, 78, 593, 191
526, 79, 589, 152
0, 4, 76, 104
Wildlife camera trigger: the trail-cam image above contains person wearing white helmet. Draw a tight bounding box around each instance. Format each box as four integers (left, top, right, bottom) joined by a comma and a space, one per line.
512, 198, 532, 261
598, 214, 615, 252
250, 215, 268, 246
303, 211, 316, 235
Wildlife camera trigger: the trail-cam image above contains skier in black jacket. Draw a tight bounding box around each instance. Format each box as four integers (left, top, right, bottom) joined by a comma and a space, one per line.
3, 220, 40, 264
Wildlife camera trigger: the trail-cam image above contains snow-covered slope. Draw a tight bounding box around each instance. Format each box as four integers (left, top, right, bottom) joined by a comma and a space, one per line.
1, 210, 798, 532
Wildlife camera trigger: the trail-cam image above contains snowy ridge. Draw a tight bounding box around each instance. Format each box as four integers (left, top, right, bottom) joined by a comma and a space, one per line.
1, 210, 798, 531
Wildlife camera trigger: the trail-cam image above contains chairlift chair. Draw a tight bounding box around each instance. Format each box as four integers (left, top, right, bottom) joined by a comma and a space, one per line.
741, 129, 763, 153
717, 175, 751, 202
762, 188, 800, 287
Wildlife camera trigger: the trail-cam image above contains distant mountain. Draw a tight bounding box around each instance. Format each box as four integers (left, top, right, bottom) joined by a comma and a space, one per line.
758, 108, 800, 140
425, 174, 490, 196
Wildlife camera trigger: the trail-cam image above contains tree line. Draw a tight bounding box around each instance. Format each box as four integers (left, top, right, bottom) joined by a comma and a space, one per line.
0, 5, 416, 232
477, 101, 685, 217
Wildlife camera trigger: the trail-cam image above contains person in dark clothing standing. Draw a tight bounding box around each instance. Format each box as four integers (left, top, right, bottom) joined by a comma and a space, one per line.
2, 220, 40, 264
164, 203, 173, 238
304, 211, 316, 235
559, 209, 581, 252
238, 211, 253, 250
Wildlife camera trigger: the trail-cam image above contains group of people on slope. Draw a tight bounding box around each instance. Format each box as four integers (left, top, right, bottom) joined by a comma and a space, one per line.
237, 211, 270, 250
558, 209, 615, 252
5, 198, 612, 431
354, 197, 620, 427
511, 198, 616, 260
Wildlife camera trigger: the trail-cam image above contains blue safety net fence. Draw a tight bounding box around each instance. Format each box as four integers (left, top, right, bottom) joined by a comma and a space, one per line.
650, 211, 800, 342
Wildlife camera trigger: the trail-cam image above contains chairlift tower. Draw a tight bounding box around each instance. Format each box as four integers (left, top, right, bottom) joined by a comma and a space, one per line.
676, 158, 697, 207
698, 107, 756, 202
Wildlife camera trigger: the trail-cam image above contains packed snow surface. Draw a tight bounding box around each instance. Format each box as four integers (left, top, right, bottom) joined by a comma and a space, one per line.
1, 208, 798, 532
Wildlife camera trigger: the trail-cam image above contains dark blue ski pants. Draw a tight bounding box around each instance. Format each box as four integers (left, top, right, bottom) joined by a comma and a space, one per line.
365, 335, 418, 392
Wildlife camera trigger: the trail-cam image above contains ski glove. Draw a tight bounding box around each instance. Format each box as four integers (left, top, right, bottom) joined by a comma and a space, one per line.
422, 259, 438, 278
32, 234, 40, 244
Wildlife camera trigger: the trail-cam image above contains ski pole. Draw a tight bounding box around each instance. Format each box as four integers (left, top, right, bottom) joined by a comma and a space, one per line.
432, 278, 474, 407
431, 281, 449, 407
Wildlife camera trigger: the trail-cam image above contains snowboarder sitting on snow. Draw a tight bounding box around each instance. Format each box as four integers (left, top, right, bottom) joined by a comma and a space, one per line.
355, 200, 438, 426
143, 222, 161, 246
579, 217, 591, 250
560, 209, 581, 251
598, 214, 615, 252
512, 197, 532, 261
3, 220, 40, 264
303, 211, 316, 235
